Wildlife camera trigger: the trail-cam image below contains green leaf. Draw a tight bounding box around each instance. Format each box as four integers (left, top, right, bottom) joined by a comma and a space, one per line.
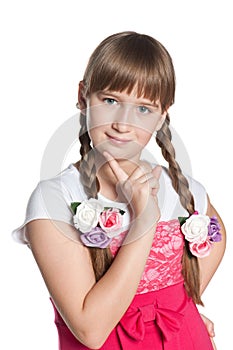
103, 207, 111, 210
71, 202, 81, 214
103, 207, 125, 215
178, 216, 188, 226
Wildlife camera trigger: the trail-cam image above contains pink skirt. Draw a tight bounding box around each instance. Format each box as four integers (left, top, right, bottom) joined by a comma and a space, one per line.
51, 282, 213, 349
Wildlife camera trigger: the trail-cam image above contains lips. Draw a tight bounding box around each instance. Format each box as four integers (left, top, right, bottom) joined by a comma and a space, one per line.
106, 133, 132, 144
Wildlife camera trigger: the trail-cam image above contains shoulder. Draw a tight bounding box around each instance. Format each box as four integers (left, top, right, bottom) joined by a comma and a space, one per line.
12, 164, 86, 244
159, 166, 208, 220
185, 173, 207, 213
31, 164, 87, 204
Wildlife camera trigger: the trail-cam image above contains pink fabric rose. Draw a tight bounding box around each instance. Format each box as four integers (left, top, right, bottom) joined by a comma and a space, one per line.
99, 208, 123, 238
189, 240, 212, 258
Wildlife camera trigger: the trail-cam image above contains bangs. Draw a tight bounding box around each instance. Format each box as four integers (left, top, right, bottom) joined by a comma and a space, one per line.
83, 32, 175, 111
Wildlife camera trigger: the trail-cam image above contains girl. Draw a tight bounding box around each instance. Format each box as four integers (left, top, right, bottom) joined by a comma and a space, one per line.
13, 31, 225, 349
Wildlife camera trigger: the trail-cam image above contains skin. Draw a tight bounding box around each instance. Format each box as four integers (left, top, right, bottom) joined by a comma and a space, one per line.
86, 90, 166, 166
26, 89, 225, 349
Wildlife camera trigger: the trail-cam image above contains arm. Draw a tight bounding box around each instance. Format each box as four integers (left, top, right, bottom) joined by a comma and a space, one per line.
26, 160, 161, 349
198, 194, 226, 294
196, 194, 224, 349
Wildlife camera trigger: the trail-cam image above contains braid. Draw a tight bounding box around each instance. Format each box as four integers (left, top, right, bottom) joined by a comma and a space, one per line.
77, 113, 113, 281
156, 114, 195, 214
79, 113, 99, 198
156, 114, 203, 305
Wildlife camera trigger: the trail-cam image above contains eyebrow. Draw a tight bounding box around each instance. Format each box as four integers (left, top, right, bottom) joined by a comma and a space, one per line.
98, 91, 159, 108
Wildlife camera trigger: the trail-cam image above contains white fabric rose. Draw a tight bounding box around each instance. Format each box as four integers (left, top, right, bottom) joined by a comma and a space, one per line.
73, 199, 104, 233
181, 214, 210, 243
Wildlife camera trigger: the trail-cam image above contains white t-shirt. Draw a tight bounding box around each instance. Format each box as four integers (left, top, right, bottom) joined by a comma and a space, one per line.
12, 163, 208, 244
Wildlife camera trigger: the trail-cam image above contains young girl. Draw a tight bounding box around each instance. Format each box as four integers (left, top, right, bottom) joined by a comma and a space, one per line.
13, 31, 225, 349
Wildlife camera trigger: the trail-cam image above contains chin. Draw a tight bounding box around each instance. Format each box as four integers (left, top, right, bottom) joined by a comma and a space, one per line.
99, 145, 142, 162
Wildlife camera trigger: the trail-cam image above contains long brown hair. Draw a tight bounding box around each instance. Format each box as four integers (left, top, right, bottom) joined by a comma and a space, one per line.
77, 31, 202, 304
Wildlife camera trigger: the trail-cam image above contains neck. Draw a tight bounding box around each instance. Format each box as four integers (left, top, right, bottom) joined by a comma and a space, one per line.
94, 150, 151, 202
96, 150, 140, 179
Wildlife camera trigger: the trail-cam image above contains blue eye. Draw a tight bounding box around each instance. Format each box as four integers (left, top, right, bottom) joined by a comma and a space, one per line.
138, 106, 150, 114
104, 98, 117, 105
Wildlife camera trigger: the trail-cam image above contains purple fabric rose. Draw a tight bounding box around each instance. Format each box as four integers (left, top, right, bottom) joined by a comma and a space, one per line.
208, 216, 222, 242
80, 227, 112, 248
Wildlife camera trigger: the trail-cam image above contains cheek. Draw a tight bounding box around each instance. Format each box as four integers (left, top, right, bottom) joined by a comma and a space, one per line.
135, 124, 155, 144
87, 104, 115, 130
137, 131, 153, 146
88, 126, 102, 145
86, 110, 98, 131
134, 115, 161, 135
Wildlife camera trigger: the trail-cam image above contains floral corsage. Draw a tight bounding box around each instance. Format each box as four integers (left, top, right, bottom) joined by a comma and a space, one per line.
179, 211, 222, 258
71, 199, 125, 248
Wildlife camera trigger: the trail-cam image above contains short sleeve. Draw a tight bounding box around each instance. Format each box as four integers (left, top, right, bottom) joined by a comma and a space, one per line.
187, 175, 208, 215
12, 178, 73, 244
159, 168, 208, 221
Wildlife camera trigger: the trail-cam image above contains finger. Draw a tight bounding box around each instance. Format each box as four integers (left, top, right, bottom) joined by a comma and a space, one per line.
152, 165, 162, 180
128, 164, 150, 181
206, 319, 215, 337
200, 314, 215, 337
151, 188, 159, 196
149, 179, 160, 199
130, 165, 162, 183
131, 171, 154, 184
103, 151, 128, 182
136, 174, 160, 188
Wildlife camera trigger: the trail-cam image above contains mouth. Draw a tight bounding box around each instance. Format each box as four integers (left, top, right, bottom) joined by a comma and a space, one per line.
106, 133, 132, 145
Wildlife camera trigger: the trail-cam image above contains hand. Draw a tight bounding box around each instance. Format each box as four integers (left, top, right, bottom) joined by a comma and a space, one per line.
103, 152, 161, 227
200, 314, 217, 349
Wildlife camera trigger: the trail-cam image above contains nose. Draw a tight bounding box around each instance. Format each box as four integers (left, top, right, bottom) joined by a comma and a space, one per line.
112, 104, 132, 133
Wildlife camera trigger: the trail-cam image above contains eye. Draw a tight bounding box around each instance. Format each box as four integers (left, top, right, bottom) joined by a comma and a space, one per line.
103, 98, 117, 105
138, 105, 151, 114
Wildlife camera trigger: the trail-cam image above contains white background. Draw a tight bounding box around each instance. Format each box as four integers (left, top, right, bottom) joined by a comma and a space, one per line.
1, 0, 232, 349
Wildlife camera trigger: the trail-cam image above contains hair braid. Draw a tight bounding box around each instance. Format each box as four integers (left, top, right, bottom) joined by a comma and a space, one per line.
77, 113, 113, 281
78, 113, 99, 198
156, 114, 195, 214
156, 114, 203, 305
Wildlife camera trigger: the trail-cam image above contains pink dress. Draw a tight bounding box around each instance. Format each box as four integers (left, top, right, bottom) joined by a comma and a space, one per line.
51, 219, 214, 349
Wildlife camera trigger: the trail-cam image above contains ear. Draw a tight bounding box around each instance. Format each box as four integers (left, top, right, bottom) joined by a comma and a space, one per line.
77, 80, 87, 112
155, 110, 167, 131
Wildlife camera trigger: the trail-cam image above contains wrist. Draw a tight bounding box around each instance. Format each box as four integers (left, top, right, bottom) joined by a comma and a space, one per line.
124, 217, 157, 245
130, 210, 160, 228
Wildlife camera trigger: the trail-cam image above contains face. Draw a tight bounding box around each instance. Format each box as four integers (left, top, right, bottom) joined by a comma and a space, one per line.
83, 89, 166, 162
